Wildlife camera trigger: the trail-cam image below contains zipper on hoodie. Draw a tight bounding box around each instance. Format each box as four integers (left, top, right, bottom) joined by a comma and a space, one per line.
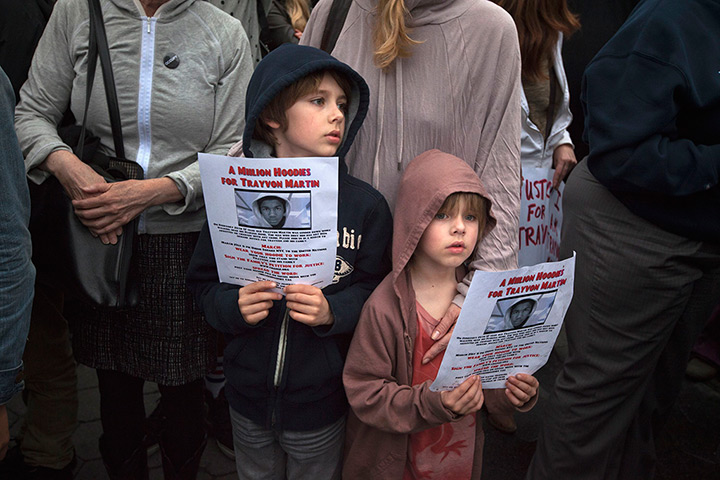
270, 308, 291, 428
136, 16, 157, 233
273, 309, 291, 387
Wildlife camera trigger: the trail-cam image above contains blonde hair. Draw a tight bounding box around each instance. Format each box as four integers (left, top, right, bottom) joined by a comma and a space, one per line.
438, 192, 488, 240
373, 0, 420, 70
286, 0, 310, 33
439, 192, 486, 221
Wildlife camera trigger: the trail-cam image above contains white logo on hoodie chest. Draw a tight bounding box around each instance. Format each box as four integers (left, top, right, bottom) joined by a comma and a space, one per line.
336, 226, 362, 250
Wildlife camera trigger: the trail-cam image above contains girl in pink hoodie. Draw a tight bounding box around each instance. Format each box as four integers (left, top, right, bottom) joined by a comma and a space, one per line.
342, 150, 539, 479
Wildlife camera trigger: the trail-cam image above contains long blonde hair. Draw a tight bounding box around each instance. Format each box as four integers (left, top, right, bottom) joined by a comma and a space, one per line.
373, 0, 420, 70
286, 0, 310, 32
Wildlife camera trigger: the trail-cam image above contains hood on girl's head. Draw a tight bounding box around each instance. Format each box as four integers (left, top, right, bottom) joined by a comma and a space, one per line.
242, 44, 370, 159
392, 149, 497, 277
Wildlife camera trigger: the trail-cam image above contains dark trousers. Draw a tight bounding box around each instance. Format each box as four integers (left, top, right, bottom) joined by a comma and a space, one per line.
20, 284, 77, 469
527, 161, 720, 479
96, 369, 205, 469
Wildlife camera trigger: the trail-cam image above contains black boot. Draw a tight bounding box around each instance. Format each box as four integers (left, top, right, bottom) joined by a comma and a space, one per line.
99, 435, 149, 480
159, 434, 207, 480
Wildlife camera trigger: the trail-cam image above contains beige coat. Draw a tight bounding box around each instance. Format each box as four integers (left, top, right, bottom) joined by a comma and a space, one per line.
301, 0, 522, 276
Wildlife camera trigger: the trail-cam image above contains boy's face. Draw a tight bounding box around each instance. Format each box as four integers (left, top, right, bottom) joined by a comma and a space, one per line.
509, 301, 534, 328
259, 198, 285, 226
413, 197, 479, 271
268, 73, 347, 158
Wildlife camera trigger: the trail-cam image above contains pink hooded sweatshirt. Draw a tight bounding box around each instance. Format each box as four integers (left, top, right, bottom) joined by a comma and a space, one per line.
342, 150, 535, 479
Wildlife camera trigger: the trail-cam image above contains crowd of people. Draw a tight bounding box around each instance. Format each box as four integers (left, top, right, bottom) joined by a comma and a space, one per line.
0, 0, 717, 479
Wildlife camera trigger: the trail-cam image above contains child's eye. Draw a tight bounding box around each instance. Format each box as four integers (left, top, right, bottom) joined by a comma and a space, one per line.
434, 212, 449, 220
338, 102, 348, 114
310, 98, 325, 106
465, 214, 477, 222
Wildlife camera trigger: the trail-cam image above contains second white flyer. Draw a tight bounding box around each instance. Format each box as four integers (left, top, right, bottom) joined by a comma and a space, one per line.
198, 153, 339, 293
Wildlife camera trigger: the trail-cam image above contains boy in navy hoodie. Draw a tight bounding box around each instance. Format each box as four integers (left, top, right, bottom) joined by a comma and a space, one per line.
186, 44, 392, 479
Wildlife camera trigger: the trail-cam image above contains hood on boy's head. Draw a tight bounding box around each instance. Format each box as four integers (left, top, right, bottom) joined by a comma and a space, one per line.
242, 44, 370, 159
392, 149, 497, 277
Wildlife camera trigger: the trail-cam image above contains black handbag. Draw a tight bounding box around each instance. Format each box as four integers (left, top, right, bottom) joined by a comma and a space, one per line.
29, 0, 141, 308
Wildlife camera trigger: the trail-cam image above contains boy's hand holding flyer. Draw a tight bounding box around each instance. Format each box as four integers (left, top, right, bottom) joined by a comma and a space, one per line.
431, 254, 576, 391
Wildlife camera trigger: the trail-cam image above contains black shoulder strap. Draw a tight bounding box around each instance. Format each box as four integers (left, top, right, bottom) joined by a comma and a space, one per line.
90, 0, 124, 158
76, 0, 98, 160
320, 0, 352, 53
81, 0, 125, 159
256, 0, 270, 57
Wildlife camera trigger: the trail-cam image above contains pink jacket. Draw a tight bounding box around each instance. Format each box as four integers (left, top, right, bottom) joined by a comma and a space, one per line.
342, 150, 534, 479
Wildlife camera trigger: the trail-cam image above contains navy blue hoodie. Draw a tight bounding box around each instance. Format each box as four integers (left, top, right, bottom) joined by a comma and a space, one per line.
582, 0, 720, 241
187, 44, 392, 431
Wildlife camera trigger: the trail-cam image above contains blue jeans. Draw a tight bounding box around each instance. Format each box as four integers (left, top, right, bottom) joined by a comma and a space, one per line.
229, 408, 345, 480
0, 67, 35, 405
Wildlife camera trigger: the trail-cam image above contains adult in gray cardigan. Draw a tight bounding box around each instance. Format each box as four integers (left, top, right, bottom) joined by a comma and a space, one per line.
15, 0, 253, 478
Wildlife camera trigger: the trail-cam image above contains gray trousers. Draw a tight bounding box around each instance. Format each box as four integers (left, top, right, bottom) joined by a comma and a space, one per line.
230, 408, 344, 480
527, 161, 720, 479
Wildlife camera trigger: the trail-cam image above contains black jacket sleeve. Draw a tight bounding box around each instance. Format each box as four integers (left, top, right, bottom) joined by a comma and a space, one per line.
583, 51, 720, 196
318, 195, 393, 338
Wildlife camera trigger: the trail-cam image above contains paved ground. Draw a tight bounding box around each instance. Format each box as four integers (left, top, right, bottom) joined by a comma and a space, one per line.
6, 352, 720, 479
6, 366, 237, 480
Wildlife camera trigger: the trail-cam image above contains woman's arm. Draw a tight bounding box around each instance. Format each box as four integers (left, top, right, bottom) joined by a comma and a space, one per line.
70, 177, 183, 242
15, 0, 83, 183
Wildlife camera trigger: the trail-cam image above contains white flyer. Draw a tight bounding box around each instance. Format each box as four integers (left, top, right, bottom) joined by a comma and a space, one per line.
430, 254, 576, 391
198, 153, 338, 293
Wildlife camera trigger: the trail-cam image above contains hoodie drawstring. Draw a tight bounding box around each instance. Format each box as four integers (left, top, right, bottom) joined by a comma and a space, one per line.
396, 58, 404, 172
372, 59, 405, 188
372, 69, 386, 190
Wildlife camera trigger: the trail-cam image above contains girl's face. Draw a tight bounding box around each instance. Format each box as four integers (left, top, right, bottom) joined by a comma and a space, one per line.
413, 197, 479, 271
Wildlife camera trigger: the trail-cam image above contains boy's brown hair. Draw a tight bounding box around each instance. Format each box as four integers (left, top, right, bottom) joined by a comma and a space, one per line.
437, 192, 488, 240
254, 69, 353, 148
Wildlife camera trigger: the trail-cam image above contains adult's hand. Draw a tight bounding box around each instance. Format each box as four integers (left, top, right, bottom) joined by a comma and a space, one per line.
42, 150, 120, 244
72, 177, 183, 243
552, 143, 577, 189
0, 404, 8, 460
422, 303, 461, 365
